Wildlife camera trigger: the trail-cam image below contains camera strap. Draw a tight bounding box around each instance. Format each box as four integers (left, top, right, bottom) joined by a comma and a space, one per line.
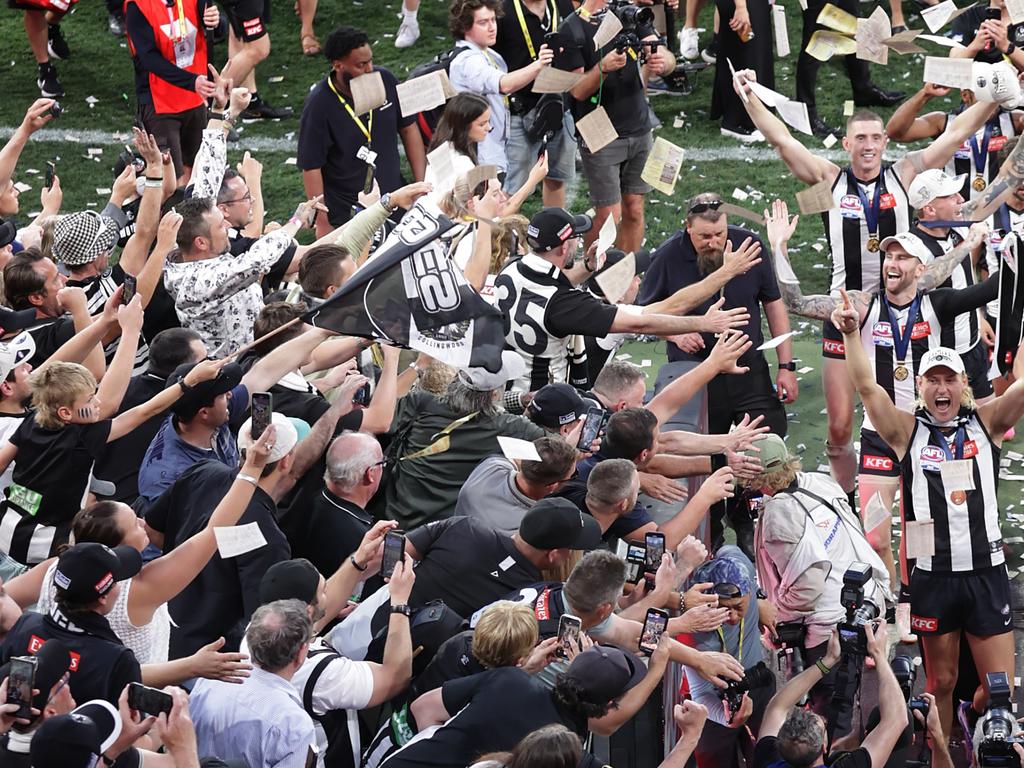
511, 0, 560, 60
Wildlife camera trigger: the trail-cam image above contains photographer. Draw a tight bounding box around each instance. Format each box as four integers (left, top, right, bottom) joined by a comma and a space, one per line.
754, 623, 907, 768
557, 0, 669, 253
749, 434, 892, 723
683, 547, 775, 768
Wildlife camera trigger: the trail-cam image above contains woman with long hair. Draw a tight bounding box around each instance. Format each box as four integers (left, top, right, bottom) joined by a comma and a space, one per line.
35, 425, 277, 687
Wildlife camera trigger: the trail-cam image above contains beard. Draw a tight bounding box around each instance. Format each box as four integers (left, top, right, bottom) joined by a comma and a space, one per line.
697, 247, 724, 276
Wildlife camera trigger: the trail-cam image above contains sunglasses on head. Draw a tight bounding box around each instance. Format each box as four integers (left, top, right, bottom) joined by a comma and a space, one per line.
687, 199, 723, 216
709, 583, 743, 599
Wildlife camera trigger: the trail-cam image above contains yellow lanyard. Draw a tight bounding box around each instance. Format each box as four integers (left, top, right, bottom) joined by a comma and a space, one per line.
512, 0, 560, 59
481, 49, 510, 109
716, 615, 745, 666
174, 0, 187, 41
327, 75, 373, 143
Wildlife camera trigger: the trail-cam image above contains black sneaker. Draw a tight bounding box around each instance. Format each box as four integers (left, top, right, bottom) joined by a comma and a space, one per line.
241, 97, 294, 120
108, 12, 126, 36
47, 24, 70, 60
810, 112, 838, 138
700, 33, 719, 64
37, 64, 64, 98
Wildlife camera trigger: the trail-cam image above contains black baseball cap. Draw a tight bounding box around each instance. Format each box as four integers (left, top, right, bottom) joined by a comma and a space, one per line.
586, 248, 652, 299
527, 383, 585, 428
0, 305, 41, 338
31, 699, 122, 768
53, 542, 142, 603
526, 208, 592, 251
560, 645, 647, 705
165, 361, 243, 421
518, 498, 601, 551
0, 219, 16, 249
259, 559, 321, 606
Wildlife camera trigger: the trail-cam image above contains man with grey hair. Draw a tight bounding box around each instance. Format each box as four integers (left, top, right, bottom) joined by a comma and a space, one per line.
379, 351, 544, 529
290, 431, 384, 578
190, 598, 316, 768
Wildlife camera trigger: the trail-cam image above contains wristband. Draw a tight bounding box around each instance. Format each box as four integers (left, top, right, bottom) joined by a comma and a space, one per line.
145, 175, 164, 181
221, 111, 237, 124
178, 379, 194, 395
288, 215, 303, 228
236, 473, 258, 486
815, 659, 832, 676
144, 179, 163, 189
678, 592, 687, 614
1007, 42, 1017, 55
350, 555, 368, 572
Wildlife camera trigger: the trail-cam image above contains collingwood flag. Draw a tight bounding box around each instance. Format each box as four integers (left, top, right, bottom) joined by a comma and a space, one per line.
302, 199, 506, 372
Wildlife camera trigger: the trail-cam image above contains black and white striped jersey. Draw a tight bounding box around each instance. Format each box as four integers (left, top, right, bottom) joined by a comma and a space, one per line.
945, 110, 1016, 202
900, 409, 1002, 572
985, 204, 1024, 319
907, 224, 979, 353
68, 268, 150, 375
823, 164, 911, 294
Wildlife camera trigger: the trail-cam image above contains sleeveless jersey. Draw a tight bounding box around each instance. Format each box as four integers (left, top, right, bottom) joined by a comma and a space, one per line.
901, 409, 1002, 572
823, 164, 911, 294
946, 110, 1015, 202
907, 225, 978, 352
986, 204, 1024, 319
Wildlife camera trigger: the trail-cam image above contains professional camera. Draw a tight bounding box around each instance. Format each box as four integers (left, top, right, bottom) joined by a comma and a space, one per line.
607, 0, 661, 63
720, 661, 775, 722
837, 563, 878, 657
977, 672, 1024, 768
891, 654, 917, 700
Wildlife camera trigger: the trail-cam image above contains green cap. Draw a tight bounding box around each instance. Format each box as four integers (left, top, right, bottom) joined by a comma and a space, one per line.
746, 433, 789, 472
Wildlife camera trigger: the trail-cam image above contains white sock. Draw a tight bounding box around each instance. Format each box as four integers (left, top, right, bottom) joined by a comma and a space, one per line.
403, 5, 418, 20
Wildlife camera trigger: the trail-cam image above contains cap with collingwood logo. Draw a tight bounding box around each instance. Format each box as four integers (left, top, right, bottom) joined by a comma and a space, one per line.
53, 542, 142, 603
526, 208, 593, 251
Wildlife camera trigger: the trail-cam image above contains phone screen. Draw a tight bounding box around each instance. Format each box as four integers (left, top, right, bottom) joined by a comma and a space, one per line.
556, 614, 582, 658
987, 7, 1001, 19
644, 533, 666, 574
44, 162, 55, 190
251, 392, 273, 440
7, 657, 36, 720
121, 274, 137, 305
576, 407, 607, 451
381, 530, 406, 580
639, 609, 668, 655
624, 543, 646, 583
128, 682, 173, 716
353, 382, 371, 407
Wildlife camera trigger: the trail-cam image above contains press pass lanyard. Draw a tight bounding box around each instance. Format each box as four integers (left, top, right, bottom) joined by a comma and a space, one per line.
717, 616, 745, 666
327, 75, 373, 142
512, 0, 560, 59
174, 0, 187, 41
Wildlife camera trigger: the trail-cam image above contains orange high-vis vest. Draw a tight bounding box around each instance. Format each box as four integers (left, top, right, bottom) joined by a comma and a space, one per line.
125, 0, 207, 114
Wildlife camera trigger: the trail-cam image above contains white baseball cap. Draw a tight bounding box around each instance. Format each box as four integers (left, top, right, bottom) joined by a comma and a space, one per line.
0, 331, 36, 381
458, 350, 527, 392
878, 231, 935, 264
238, 412, 303, 463
919, 347, 966, 376
907, 169, 966, 209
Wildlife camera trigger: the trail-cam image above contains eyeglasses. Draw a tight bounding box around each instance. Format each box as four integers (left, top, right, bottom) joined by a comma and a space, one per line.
709, 583, 743, 599
687, 199, 723, 216
221, 192, 253, 205
370, 460, 386, 470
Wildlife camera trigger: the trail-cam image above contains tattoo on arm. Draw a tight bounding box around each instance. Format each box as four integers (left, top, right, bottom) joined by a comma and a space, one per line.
919, 241, 968, 291
779, 282, 839, 320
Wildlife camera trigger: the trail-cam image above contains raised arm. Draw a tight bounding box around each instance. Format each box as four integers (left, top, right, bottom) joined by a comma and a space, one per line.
919, 222, 991, 291
761, 629, 841, 737
118, 128, 166, 279
859, 621, 909, 768
0, 100, 54, 187
240, 327, 334, 400
885, 84, 949, 142
95, 297, 144, 420
833, 291, 915, 456
980, 338, 1024, 436
907, 100, 1000, 178
643, 238, 762, 316
732, 70, 838, 185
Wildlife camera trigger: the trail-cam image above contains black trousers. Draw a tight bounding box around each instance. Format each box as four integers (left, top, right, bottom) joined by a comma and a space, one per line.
796, 0, 873, 111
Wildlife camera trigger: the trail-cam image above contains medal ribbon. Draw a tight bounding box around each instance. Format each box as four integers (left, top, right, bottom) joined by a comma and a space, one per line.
880, 292, 923, 369
850, 169, 882, 241
969, 121, 995, 179
927, 423, 967, 461
327, 75, 373, 142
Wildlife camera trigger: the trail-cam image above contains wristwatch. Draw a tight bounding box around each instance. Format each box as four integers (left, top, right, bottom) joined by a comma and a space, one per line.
391, 604, 412, 617
778, 361, 797, 371
380, 193, 396, 214
1006, 42, 1018, 55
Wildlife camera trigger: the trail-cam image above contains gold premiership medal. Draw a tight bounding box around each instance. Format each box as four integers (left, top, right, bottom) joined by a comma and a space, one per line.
894, 364, 909, 381
867, 236, 880, 252
950, 490, 967, 505
973, 175, 986, 192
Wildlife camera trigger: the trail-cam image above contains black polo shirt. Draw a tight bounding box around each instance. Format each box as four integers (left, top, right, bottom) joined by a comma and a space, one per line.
94, 372, 166, 505
144, 460, 291, 657
494, 0, 576, 114
24, 317, 75, 369
556, 9, 653, 137
290, 488, 372, 578
555, 453, 651, 541
638, 225, 780, 364
297, 67, 413, 227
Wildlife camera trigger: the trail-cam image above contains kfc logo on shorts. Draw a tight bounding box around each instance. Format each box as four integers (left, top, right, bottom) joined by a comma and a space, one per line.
863, 454, 893, 471
920, 445, 946, 472
823, 339, 845, 355
243, 18, 264, 35
910, 615, 938, 632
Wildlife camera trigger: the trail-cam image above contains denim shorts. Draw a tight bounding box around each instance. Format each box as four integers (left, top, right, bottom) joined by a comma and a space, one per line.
504, 112, 578, 194
579, 131, 653, 207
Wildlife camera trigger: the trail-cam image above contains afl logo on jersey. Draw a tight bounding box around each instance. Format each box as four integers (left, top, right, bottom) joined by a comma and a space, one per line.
840, 195, 863, 219
872, 322, 893, 347
920, 445, 946, 472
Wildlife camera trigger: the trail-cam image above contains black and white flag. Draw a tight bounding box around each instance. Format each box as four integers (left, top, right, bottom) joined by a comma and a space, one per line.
302, 199, 506, 372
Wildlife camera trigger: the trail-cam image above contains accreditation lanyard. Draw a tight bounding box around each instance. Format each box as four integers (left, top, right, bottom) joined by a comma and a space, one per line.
481, 49, 510, 109
850, 169, 883, 243
716, 615, 745, 666
173, 0, 187, 41
880, 293, 923, 370
969, 121, 995, 179
327, 75, 373, 143
512, 0, 560, 59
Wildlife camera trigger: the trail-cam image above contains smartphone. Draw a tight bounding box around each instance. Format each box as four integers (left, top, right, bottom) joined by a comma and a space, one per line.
6, 656, 36, 720
638, 608, 669, 655
576, 407, 608, 451
121, 274, 137, 305
127, 682, 173, 716
44, 161, 55, 190
48, 102, 62, 119
381, 530, 406, 581
987, 6, 1001, 19
623, 543, 646, 584
644, 532, 666, 574
251, 392, 273, 440
556, 613, 582, 659
353, 382, 371, 407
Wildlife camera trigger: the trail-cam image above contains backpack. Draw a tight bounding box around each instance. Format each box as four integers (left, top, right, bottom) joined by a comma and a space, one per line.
406, 46, 471, 143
